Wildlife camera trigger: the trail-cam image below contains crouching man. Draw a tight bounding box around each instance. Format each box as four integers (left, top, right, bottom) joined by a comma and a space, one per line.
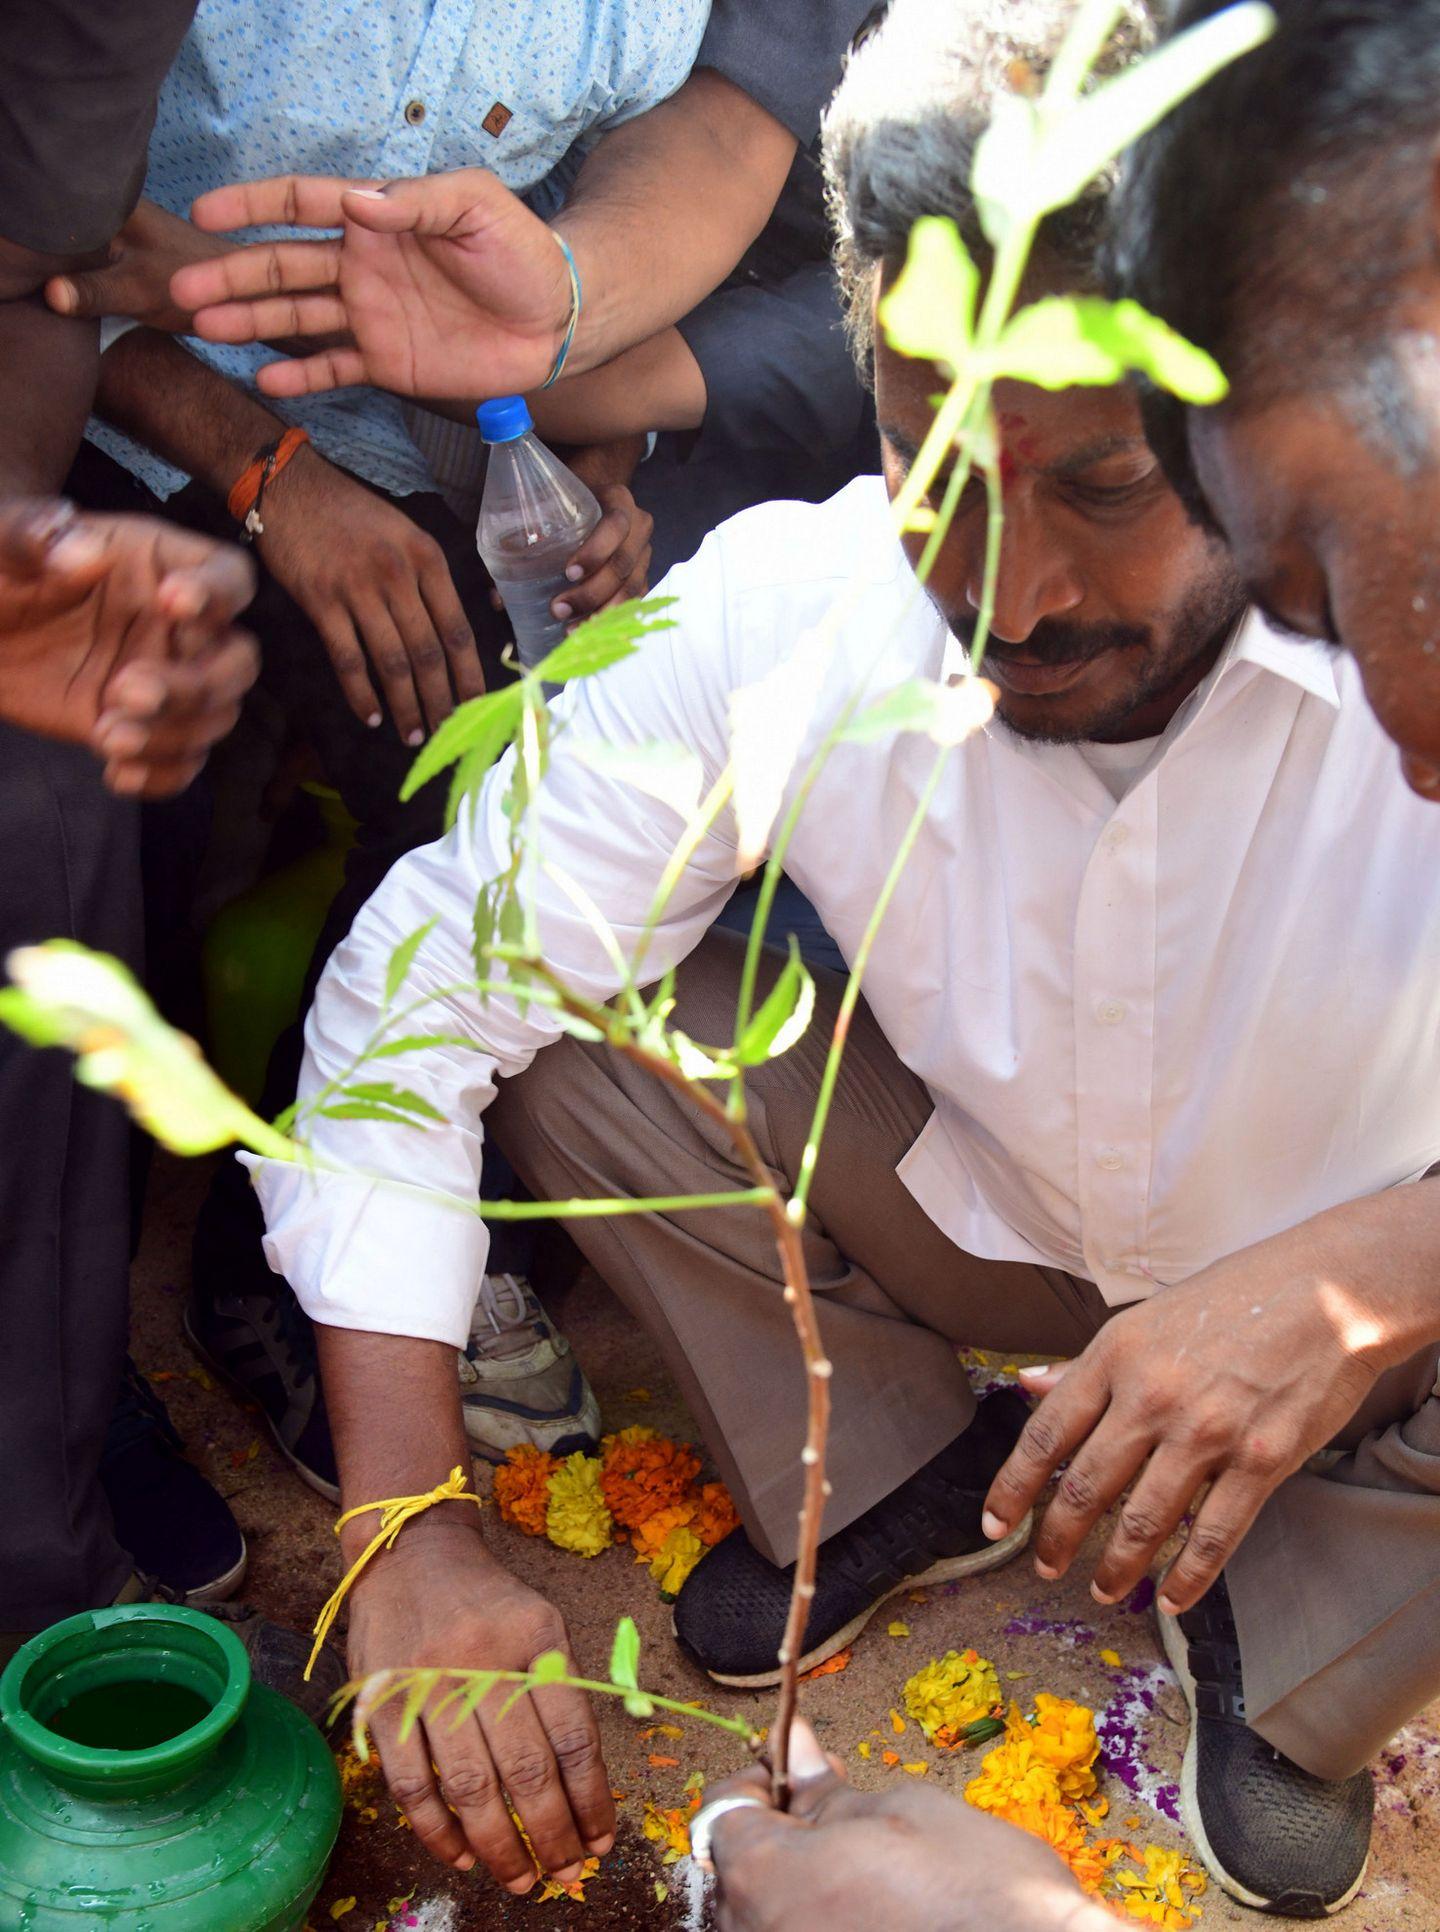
249, 0, 1440, 1916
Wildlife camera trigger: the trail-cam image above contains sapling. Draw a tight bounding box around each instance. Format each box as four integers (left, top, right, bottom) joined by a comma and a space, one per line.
0, 0, 1273, 1830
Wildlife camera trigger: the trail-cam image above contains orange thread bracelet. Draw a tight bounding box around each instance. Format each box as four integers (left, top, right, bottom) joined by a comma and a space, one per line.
227, 426, 311, 538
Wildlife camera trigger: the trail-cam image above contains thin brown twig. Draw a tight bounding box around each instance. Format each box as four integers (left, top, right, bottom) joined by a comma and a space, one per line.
524, 960, 830, 1803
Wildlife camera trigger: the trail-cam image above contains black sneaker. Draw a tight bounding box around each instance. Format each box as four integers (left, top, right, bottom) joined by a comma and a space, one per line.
1159, 1576, 1372, 1917
673, 1391, 1034, 1687
185, 1284, 340, 1503
100, 1359, 248, 1601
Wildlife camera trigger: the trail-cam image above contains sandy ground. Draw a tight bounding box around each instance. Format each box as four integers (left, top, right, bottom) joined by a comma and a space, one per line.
130, 1154, 1440, 1932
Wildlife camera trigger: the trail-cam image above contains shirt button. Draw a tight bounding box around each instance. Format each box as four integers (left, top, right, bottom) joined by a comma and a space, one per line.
404, 98, 427, 125
1095, 998, 1127, 1025
1096, 1147, 1125, 1172
1103, 823, 1130, 852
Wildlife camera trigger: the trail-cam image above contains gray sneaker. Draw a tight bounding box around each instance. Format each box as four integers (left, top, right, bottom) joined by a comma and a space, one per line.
457, 1273, 601, 1463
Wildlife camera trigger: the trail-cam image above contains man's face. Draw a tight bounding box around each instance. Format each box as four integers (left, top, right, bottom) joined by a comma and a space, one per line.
1188, 373, 1440, 798
874, 317, 1245, 744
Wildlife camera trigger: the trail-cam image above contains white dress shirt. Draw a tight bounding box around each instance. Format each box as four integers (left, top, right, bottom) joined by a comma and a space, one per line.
252, 475, 1440, 1347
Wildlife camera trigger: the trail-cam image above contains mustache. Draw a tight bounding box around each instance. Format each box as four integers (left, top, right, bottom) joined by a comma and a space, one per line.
956, 618, 1152, 666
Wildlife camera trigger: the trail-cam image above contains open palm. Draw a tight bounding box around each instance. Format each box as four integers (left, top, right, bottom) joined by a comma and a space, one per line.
174, 171, 573, 400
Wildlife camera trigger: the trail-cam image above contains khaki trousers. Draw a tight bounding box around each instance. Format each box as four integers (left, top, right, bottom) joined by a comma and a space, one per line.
491, 933, 1440, 1782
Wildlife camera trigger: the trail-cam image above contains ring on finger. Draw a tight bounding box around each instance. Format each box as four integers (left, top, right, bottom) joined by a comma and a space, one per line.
690, 1794, 768, 1872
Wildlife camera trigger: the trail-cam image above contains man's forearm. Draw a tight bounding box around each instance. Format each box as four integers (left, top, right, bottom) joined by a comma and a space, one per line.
316, 1326, 488, 1564
95, 327, 289, 499
1306, 1176, 1440, 1367
552, 70, 795, 378
0, 299, 99, 499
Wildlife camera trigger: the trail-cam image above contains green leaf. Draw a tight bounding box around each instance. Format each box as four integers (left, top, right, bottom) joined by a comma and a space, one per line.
397, 1673, 435, 1743
669, 1030, 737, 1082
315, 1101, 425, 1127
1031, 3, 1275, 216
0, 986, 71, 1049
399, 683, 525, 802
530, 595, 678, 685
877, 217, 978, 374
530, 1649, 569, 1686
369, 1031, 479, 1059
568, 737, 704, 818
337, 1081, 444, 1121
841, 675, 996, 749
991, 296, 1226, 401
970, 90, 1040, 248
383, 918, 438, 1008
623, 1690, 656, 1719
496, 1682, 531, 1722
735, 936, 816, 1066
452, 1673, 499, 1725
1, 942, 292, 1160
609, 1617, 641, 1691
554, 1008, 606, 1045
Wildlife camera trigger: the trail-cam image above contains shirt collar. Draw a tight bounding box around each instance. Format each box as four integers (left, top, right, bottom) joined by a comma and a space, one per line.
1225, 609, 1341, 707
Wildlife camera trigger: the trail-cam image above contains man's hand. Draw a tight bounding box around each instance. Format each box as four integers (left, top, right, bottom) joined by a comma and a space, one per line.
981, 1219, 1408, 1615
346, 1519, 615, 1889
492, 454, 652, 630
255, 445, 484, 743
706, 1721, 1111, 1932
0, 499, 257, 795
173, 173, 573, 401
45, 199, 230, 335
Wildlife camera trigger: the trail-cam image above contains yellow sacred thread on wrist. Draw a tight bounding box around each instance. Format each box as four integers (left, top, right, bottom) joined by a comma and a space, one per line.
305, 1466, 483, 1681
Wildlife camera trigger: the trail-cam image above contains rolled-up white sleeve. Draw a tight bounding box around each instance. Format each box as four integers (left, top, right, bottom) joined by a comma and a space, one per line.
246, 532, 744, 1346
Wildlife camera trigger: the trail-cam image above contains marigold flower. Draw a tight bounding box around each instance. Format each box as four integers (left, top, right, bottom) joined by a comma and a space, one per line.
645, 1522, 706, 1598
903, 1649, 1003, 1746
693, 1479, 739, 1546
1112, 1845, 1204, 1928
545, 1452, 613, 1556
492, 1444, 557, 1537
1007, 1693, 1101, 1801
600, 1426, 701, 1529
629, 1499, 696, 1560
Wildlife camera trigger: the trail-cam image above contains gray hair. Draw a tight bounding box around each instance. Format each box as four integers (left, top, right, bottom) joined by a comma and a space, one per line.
822, 0, 1160, 367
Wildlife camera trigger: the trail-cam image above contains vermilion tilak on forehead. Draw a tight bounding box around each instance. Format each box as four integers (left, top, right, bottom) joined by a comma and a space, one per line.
996, 410, 1041, 488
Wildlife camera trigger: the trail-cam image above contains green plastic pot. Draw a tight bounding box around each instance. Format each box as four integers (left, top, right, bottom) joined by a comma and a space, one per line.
0, 1604, 341, 1930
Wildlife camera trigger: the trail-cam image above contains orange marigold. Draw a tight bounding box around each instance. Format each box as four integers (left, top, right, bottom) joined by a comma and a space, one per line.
693, 1480, 739, 1546
492, 1444, 556, 1536
629, 1499, 697, 1562
599, 1427, 701, 1530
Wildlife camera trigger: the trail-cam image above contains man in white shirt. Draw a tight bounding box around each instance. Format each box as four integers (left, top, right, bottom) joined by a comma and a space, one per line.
253, 0, 1440, 1917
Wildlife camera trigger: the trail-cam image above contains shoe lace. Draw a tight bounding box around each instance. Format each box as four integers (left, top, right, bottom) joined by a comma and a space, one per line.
467, 1273, 546, 1362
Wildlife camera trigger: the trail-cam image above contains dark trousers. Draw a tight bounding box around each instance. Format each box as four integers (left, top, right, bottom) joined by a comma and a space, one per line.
0, 729, 140, 1637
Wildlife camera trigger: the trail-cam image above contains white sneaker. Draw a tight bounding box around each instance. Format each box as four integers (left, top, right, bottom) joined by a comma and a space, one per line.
457, 1273, 602, 1463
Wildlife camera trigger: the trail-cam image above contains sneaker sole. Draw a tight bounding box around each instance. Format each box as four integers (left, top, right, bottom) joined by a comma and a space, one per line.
183, 1307, 341, 1505
688, 1511, 1035, 1690
183, 1541, 249, 1604
1157, 1604, 1369, 1917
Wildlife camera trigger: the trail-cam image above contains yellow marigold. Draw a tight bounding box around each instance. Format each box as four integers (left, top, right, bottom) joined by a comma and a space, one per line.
964, 1735, 1066, 1820
1006, 1693, 1101, 1802
694, 1480, 739, 1546
646, 1523, 706, 1598
642, 1802, 692, 1865
1112, 1846, 1204, 1929
903, 1648, 1003, 1746
600, 1426, 701, 1530
544, 1452, 613, 1557
492, 1444, 557, 1537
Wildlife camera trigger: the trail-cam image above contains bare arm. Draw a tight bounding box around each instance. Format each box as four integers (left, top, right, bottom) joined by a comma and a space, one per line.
95, 325, 288, 496
552, 69, 796, 376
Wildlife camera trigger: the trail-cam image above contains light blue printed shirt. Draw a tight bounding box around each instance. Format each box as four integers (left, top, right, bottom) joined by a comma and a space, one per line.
89, 0, 709, 500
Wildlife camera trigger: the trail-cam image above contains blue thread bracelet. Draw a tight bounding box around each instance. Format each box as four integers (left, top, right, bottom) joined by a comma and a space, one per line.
540, 232, 582, 389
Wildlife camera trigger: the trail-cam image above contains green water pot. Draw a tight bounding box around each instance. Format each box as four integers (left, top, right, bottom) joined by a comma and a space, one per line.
0, 1605, 341, 1930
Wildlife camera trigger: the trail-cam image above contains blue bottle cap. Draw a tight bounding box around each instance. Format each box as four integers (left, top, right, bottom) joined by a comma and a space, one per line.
475, 395, 533, 443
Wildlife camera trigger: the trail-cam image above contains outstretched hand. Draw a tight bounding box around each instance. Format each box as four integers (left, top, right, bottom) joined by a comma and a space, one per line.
0, 500, 257, 796
981, 1221, 1392, 1613
173, 172, 574, 401
705, 1720, 1111, 1932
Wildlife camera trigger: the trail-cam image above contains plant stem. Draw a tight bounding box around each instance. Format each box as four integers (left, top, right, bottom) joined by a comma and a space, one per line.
478, 1187, 770, 1220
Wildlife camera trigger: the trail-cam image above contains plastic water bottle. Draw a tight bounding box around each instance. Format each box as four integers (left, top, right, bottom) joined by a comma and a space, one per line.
475, 396, 601, 672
